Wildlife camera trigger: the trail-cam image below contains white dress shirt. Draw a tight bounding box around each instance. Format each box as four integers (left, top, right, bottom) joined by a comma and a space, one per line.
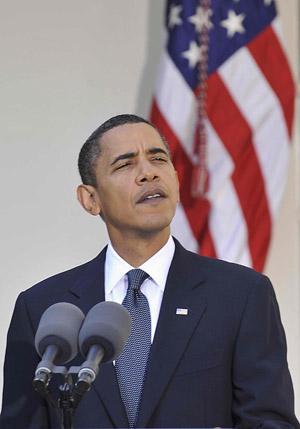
105, 236, 175, 343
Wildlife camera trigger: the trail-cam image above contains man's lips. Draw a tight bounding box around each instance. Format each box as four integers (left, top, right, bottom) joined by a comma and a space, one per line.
136, 188, 167, 204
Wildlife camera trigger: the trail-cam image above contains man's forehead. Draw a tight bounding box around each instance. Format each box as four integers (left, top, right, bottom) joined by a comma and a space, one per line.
100, 122, 165, 154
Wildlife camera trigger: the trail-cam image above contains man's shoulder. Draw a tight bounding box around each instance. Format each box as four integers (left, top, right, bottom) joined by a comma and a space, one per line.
20, 248, 106, 301
174, 242, 275, 317
174, 238, 271, 294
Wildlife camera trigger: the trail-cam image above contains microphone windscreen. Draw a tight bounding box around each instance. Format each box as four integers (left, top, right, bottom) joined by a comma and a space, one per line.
35, 302, 85, 364
79, 301, 131, 363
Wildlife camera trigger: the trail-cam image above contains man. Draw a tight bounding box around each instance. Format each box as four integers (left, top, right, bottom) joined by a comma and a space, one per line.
1, 114, 299, 428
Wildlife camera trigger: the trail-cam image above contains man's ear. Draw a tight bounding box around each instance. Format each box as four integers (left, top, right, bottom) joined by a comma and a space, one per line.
76, 184, 102, 216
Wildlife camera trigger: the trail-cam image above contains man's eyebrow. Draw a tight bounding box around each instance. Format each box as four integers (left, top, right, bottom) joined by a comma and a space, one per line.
147, 147, 169, 156
110, 147, 169, 166
110, 151, 137, 166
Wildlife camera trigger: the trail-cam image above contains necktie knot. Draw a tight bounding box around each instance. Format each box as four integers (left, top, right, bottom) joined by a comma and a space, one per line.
127, 269, 149, 292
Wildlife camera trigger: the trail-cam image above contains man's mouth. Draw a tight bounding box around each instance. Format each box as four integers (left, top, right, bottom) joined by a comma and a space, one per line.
137, 190, 167, 204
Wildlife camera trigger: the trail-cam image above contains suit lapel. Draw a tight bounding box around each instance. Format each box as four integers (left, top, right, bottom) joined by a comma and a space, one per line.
137, 241, 207, 428
69, 248, 128, 428
92, 362, 129, 428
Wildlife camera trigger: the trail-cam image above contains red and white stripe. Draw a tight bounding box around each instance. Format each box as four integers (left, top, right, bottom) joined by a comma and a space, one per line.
151, 17, 295, 272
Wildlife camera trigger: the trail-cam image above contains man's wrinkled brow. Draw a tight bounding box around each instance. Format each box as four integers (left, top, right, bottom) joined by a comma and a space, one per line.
110, 147, 169, 166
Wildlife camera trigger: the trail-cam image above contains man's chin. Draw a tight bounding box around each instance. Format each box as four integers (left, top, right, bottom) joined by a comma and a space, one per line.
106, 213, 174, 240
135, 219, 172, 236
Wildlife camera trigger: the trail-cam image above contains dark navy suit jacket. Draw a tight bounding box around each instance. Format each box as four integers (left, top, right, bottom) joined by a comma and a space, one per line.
1, 240, 299, 428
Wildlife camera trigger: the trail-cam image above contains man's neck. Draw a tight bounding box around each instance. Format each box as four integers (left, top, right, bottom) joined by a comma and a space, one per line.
108, 229, 170, 267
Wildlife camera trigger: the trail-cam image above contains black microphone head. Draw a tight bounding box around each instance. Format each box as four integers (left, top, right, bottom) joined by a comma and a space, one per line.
35, 302, 85, 364
79, 301, 131, 363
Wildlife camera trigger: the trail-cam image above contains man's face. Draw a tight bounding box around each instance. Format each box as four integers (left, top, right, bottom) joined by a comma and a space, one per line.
92, 122, 179, 239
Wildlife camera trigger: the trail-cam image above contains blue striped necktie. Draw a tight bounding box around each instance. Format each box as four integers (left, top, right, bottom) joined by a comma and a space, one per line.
115, 269, 151, 428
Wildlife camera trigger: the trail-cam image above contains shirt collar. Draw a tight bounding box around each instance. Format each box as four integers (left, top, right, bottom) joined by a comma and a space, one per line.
105, 236, 175, 294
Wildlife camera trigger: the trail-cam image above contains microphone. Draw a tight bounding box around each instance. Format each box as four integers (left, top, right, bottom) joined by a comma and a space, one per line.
34, 302, 85, 387
77, 301, 131, 388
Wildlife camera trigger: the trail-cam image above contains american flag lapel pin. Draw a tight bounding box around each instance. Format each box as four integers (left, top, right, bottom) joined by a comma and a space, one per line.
176, 308, 188, 316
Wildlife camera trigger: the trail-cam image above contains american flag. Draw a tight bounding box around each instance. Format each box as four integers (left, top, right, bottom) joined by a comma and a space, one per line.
150, 0, 295, 272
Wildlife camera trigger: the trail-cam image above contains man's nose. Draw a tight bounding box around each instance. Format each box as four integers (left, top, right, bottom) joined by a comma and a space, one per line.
136, 161, 159, 184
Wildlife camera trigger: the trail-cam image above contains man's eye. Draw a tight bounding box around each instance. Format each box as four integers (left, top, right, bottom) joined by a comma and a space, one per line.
153, 156, 167, 162
116, 162, 131, 170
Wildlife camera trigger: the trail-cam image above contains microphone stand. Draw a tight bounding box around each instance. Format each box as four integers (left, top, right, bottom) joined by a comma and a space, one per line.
33, 365, 91, 429
58, 376, 74, 429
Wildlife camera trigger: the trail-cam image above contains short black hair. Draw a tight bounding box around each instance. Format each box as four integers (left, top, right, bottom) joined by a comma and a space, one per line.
78, 114, 169, 186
